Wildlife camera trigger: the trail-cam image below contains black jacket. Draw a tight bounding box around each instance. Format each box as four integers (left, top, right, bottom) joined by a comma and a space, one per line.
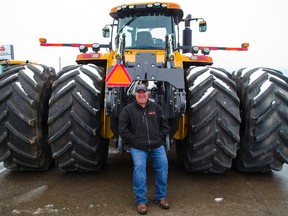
118, 100, 169, 151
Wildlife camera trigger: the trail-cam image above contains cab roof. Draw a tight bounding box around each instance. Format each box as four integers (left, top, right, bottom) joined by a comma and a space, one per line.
109, 2, 184, 23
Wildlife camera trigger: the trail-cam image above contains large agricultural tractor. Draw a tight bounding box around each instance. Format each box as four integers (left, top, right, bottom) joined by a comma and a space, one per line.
0, 59, 34, 74
0, 2, 287, 173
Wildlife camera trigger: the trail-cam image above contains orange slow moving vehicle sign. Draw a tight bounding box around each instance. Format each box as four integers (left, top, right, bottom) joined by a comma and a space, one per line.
105, 64, 132, 87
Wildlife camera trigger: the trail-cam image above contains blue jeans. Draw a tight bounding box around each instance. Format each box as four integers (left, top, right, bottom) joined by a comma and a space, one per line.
130, 145, 168, 204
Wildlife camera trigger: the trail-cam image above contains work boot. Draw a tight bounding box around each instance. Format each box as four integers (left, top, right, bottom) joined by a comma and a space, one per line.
155, 198, 170, 209
136, 203, 147, 215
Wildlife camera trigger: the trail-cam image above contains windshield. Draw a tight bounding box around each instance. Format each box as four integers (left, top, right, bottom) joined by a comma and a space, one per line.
118, 14, 174, 49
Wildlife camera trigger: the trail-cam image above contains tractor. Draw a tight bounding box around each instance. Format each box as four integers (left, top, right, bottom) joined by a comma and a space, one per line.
0, 59, 32, 74
0, 2, 287, 173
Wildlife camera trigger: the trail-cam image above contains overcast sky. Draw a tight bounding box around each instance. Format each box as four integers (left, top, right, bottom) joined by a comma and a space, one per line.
1, 0, 287, 74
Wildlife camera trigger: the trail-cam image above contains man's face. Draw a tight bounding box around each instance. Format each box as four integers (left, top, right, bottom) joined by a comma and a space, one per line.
135, 90, 148, 106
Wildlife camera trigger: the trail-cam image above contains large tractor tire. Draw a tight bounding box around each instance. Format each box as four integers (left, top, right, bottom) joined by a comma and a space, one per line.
232, 67, 288, 172
48, 64, 109, 172
0, 63, 55, 170
180, 66, 240, 173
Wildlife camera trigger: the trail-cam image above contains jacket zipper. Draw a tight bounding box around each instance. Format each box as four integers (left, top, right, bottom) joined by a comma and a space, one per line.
143, 109, 151, 151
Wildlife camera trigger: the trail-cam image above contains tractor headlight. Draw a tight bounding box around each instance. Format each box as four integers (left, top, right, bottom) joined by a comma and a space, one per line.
154, 2, 161, 7
92, 43, 100, 52
79, 45, 88, 53
192, 46, 199, 54
201, 47, 210, 55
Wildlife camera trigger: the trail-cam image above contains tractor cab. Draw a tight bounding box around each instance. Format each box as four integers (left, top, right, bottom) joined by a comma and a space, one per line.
117, 15, 172, 50
103, 2, 206, 51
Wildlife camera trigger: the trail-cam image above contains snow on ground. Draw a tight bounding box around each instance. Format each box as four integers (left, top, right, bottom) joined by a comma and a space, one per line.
0, 162, 5, 173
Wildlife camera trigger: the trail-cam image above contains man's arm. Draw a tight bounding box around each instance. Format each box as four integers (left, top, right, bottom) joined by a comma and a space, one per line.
118, 107, 134, 143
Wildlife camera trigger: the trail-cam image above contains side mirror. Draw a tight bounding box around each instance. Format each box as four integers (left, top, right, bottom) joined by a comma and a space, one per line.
102, 26, 110, 38
199, 20, 207, 32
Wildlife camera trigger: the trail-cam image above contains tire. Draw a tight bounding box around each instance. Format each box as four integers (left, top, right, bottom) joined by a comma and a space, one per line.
175, 140, 185, 165
48, 64, 108, 171
232, 67, 288, 172
181, 66, 240, 173
0, 63, 56, 170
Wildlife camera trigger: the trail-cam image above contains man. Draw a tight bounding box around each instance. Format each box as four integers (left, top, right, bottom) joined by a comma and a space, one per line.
118, 83, 170, 215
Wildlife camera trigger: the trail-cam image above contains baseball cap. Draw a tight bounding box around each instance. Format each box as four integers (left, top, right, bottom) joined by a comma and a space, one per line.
135, 84, 147, 92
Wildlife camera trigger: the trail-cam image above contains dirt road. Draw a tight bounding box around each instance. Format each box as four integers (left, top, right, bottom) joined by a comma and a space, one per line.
1, 148, 288, 216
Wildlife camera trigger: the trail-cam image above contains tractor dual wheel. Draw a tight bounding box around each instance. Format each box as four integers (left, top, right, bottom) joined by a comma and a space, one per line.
180, 66, 240, 173
232, 67, 288, 172
0, 63, 56, 170
48, 64, 109, 171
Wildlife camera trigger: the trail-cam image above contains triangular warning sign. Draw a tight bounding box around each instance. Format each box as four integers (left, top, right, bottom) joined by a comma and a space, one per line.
106, 64, 132, 87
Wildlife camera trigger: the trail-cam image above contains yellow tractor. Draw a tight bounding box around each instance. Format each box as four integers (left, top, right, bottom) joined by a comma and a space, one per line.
1, 2, 287, 173
0, 59, 30, 73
